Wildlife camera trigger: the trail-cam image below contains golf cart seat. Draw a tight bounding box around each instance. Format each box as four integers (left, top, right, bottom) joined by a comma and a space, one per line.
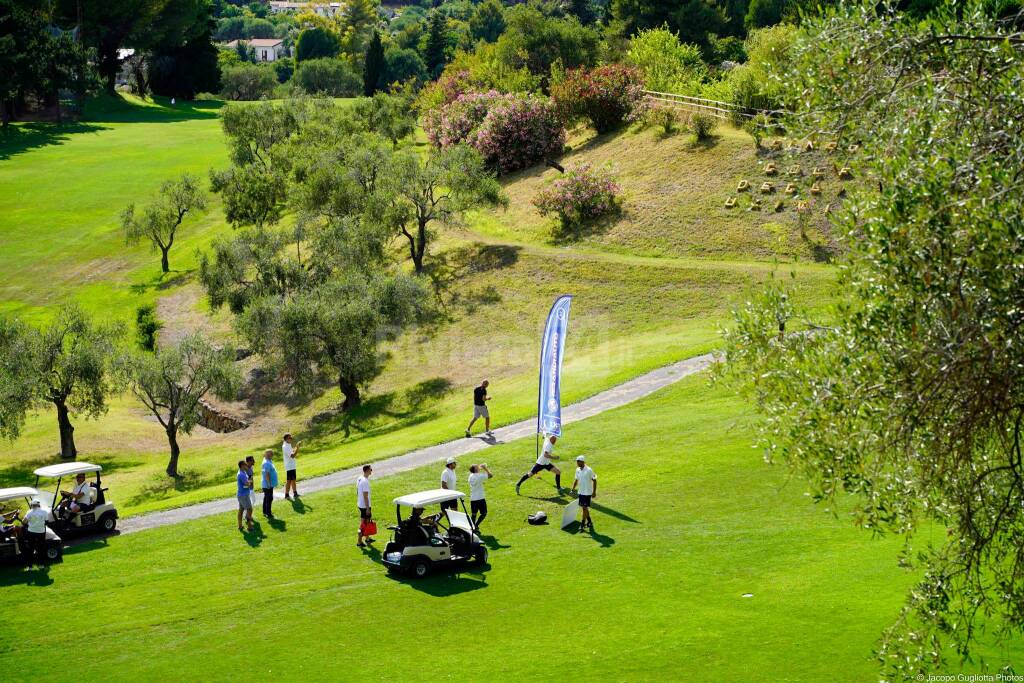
90, 483, 107, 506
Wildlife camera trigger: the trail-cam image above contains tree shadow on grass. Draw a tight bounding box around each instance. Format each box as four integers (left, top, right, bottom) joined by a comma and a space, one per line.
303, 378, 452, 442
128, 270, 194, 296
0, 121, 110, 161
0, 564, 54, 587
687, 134, 722, 152
425, 243, 521, 319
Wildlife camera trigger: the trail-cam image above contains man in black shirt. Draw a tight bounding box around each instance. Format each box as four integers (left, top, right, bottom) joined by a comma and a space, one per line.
465, 380, 493, 437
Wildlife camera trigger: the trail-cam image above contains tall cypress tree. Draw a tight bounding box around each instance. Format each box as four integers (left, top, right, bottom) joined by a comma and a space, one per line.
424, 11, 448, 78
363, 30, 384, 95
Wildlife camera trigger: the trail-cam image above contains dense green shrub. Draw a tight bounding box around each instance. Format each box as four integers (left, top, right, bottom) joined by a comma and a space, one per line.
295, 27, 341, 62
688, 112, 716, 140
220, 63, 277, 100
293, 58, 362, 97
135, 305, 162, 352
626, 26, 707, 94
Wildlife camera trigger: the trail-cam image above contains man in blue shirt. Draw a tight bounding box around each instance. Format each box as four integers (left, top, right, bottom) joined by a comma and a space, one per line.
260, 449, 279, 520
236, 460, 253, 531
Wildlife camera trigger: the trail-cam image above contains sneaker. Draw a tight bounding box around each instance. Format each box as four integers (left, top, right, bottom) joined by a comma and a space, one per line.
357, 542, 366, 548
294, 492, 301, 498
366, 537, 376, 544
284, 495, 291, 501
515, 483, 521, 495
485, 430, 494, 437
465, 430, 471, 438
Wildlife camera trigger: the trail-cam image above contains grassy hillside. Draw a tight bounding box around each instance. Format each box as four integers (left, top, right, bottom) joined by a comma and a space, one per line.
0, 94, 837, 517
2, 377, 1019, 679
471, 124, 842, 262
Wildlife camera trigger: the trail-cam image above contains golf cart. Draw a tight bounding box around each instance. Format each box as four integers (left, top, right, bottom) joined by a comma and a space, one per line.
382, 489, 488, 578
33, 462, 118, 535
0, 487, 63, 563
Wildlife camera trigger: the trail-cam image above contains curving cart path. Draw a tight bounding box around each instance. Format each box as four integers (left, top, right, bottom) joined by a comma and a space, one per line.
117, 353, 715, 535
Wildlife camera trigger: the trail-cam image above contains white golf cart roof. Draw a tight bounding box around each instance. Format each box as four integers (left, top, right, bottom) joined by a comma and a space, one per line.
393, 489, 465, 507
0, 487, 41, 503
34, 462, 103, 478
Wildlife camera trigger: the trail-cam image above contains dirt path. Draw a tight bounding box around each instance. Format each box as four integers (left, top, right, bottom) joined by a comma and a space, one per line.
117, 353, 715, 535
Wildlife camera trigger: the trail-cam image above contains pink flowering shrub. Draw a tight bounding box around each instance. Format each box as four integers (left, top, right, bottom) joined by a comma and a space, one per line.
533, 163, 620, 228
423, 90, 502, 148
551, 65, 645, 134
424, 91, 565, 174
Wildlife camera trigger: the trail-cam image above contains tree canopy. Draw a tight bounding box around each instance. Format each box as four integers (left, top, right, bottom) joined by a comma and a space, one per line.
721, 1, 1024, 674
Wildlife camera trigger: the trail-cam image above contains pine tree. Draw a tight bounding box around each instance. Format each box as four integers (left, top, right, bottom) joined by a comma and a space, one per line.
424, 11, 448, 78
363, 30, 385, 95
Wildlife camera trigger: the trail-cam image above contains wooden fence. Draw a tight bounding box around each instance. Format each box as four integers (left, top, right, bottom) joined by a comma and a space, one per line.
642, 90, 762, 123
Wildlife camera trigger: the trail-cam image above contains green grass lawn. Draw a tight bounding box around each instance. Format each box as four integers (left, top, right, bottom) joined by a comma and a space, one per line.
2, 377, 1018, 680
0, 94, 231, 324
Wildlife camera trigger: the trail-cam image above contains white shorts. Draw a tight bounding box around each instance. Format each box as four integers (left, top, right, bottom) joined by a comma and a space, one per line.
473, 405, 489, 419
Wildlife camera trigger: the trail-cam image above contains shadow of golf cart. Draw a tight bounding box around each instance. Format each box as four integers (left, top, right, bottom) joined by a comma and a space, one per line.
382, 489, 488, 578
0, 487, 63, 564
33, 462, 118, 536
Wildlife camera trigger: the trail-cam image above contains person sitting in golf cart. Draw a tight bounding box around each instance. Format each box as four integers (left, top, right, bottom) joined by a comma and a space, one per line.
400, 507, 440, 544
1, 509, 21, 542
57, 473, 93, 518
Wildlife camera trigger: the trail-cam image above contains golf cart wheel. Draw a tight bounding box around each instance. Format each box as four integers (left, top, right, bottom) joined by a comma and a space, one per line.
411, 559, 430, 578
100, 514, 117, 532
473, 547, 488, 566
45, 544, 62, 562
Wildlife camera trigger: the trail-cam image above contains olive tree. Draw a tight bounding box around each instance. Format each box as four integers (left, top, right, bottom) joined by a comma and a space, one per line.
237, 273, 427, 410
122, 333, 241, 477
0, 306, 121, 460
121, 174, 206, 273
720, 2, 1024, 675
380, 144, 506, 274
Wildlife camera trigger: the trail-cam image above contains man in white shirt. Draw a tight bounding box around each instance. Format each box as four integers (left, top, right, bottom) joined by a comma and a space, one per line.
59, 473, 92, 518
440, 458, 458, 511
572, 456, 598, 531
22, 500, 49, 566
516, 434, 562, 495
356, 464, 373, 547
282, 433, 300, 500
467, 464, 493, 529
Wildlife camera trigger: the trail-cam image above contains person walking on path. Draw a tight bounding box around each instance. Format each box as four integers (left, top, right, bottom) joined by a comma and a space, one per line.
236, 460, 254, 532
282, 433, 300, 500
465, 380, 493, 438
515, 434, 562, 495
22, 499, 48, 566
260, 450, 279, 520
572, 456, 598, 531
356, 465, 374, 547
467, 463, 493, 529
440, 458, 458, 510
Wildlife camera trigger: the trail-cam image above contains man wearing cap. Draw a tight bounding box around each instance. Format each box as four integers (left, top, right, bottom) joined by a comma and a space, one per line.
572, 456, 598, 530
515, 433, 562, 495
260, 449, 279, 520
440, 458, 458, 510
22, 499, 48, 566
